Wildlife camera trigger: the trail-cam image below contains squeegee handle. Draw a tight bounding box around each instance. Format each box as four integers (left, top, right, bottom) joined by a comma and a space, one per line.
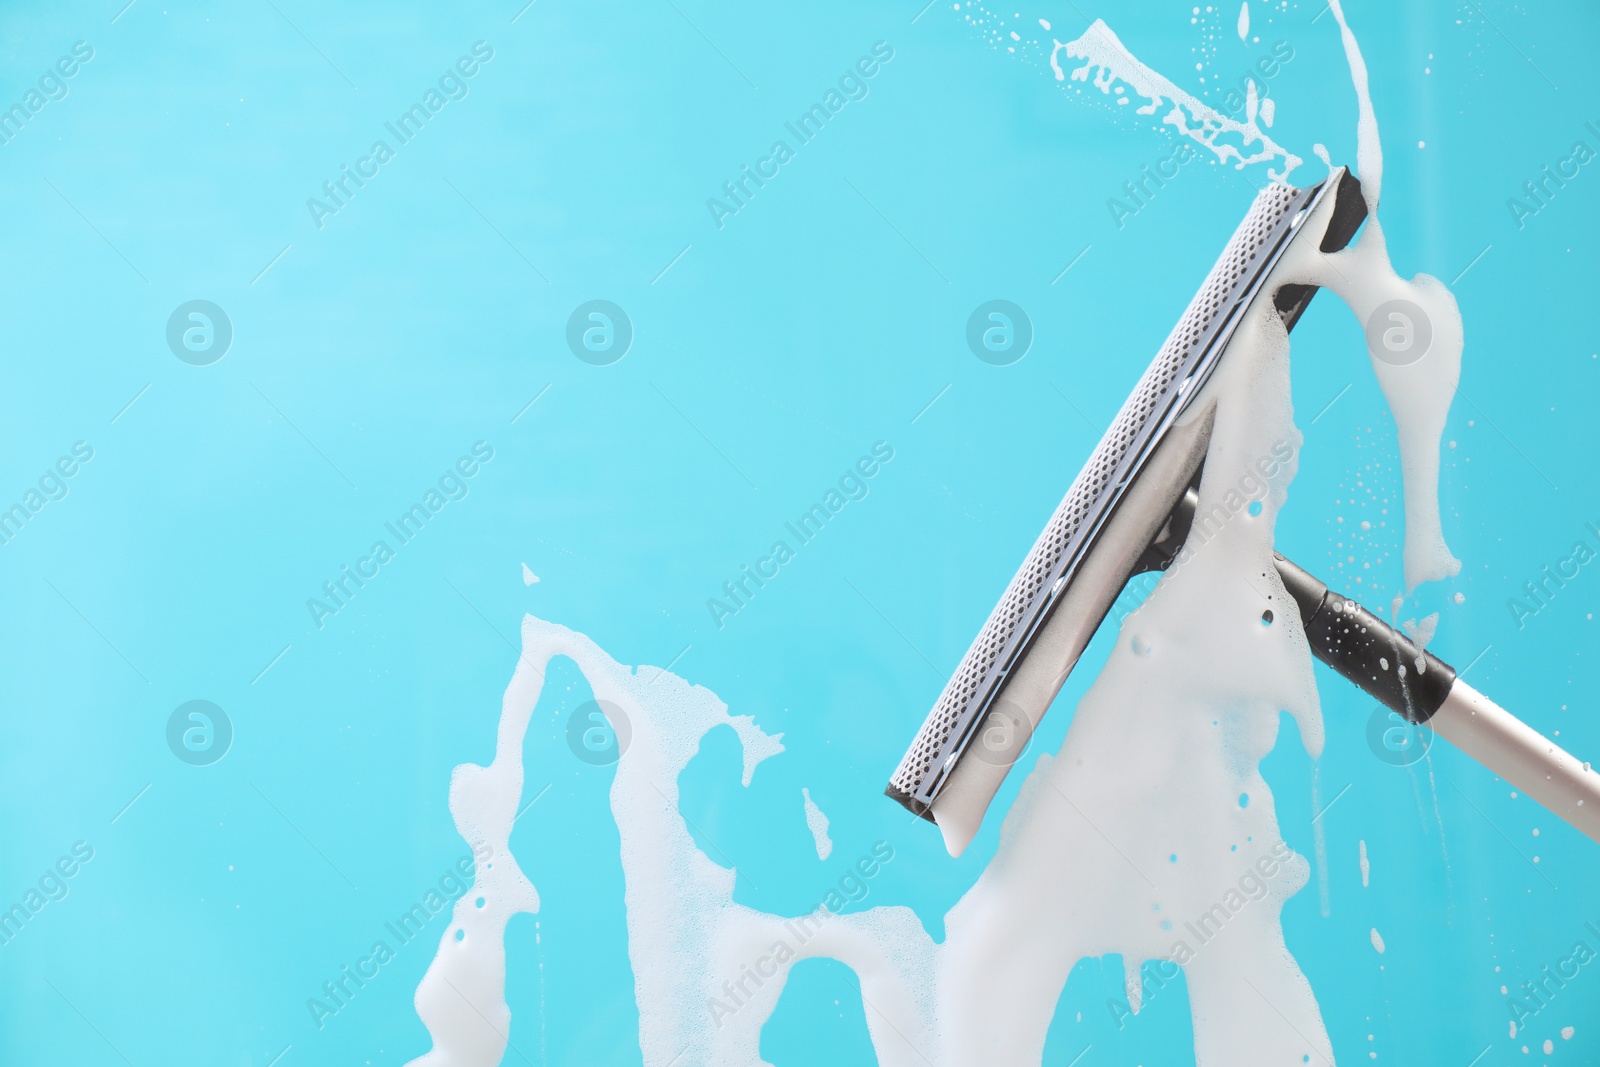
1431, 680, 1600, 843
1271, 553, 1457, 720
1272, 553, 1600, 844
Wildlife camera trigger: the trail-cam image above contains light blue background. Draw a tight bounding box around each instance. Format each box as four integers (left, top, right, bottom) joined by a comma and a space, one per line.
1, 0, 1597, 1063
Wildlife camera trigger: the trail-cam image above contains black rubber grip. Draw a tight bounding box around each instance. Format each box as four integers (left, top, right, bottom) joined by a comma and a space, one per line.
1274, 169, 1368, 330
1271, 554, 1456, 723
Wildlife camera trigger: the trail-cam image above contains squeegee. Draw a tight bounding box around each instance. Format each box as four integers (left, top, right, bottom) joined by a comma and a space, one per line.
886, 169, 1600, 849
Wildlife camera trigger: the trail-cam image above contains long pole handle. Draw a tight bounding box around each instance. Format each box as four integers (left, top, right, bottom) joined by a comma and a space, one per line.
1431, 679, 1600, 844
1272, 553, 1600, 844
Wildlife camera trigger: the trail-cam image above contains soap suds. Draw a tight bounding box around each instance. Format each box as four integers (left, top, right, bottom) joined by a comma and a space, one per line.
801, 787, 834, 860
1370, 927, 1386, 954
938, 293, 1333, 1059
405, 627, 545, 1066
1402, 612, 1439, 646
521, 563, 539, 585
406, 4, 1467, 1064
1317, 0, 1463, 590
1237, 2, 1250, 40
1050, 19, 1300, 180
407, 617, 936, 1066
1359, 839, 1370, 886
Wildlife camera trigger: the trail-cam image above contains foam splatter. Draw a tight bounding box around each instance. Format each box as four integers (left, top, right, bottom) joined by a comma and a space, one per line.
405, 4, 1466, 1063
1050, 19, 1301, 180
801, 787, 834, 860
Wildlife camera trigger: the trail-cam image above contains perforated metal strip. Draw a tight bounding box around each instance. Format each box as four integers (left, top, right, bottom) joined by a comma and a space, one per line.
889, 179, 1317, 808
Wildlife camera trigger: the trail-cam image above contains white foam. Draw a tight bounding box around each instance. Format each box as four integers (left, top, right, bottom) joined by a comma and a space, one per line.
931, 2, 1463, 1043
1051, 20, 1301, 180
1359, 838, 1370, 886
405, 630, 545, 1066
1402, 612, 1440, 646
1370, 927, 1386, 954
1237, 2, 1250, 40
801, 787, 834, 860
406, 5, 1467, 1063
938, 292, 1334, 1059
521, 563, 539, 585
1315, 0, 1463, 589
407, 617, 937, 1066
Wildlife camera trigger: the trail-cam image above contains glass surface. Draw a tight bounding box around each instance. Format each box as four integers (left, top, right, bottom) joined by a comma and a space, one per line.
1, 1, 1596, 1063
